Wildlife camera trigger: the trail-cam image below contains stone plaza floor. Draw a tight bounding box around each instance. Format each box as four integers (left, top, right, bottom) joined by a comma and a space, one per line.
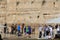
0, 28, 59, 40
0, 33, 59, 40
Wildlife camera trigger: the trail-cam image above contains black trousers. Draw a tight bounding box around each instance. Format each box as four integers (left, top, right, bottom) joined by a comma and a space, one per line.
46, 31, 50, 36
11, 29, 14, 34
39, 31, 42, 38
4, 29, 6, 33
18, 30, 21, 36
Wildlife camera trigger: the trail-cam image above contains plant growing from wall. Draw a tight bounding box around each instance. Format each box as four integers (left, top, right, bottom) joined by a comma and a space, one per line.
42, 0, 46, 6
53, 2, 55, 5
37, 15, 39, 18
31, 1, 34, 4
16, 1, 20, 6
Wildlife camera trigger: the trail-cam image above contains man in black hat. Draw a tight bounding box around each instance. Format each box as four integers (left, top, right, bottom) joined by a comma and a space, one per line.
4, 23, 7, 34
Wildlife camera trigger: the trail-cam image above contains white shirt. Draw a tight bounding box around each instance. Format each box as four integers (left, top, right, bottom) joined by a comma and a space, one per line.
39, 27, 42, 31
57, 26, 60, 31
49, 26, 52, 32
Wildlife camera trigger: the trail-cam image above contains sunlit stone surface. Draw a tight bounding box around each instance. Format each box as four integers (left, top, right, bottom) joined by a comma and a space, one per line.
0, 0, 60, 24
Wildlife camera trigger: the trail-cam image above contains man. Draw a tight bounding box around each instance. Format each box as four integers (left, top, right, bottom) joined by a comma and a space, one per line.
25, 25, 29, 38
21, 23, 24, 34
54, 25, 60, 38
4, 23, 7, 34
11, 24, 14, 34
17, 24, 21, 36
26, 26, 29, 35
39, 25, 43, 38
28, 25, 31, 38
24, 26, 26, 35
45, 32, 52, 39
48, 25, 53, 36
44, 25, 50, 37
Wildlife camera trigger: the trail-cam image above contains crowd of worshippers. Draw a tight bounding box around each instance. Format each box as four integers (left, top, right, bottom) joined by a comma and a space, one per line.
39, 24, 60, 39
4, 23, 33, 38
3, 23, 60, 38
39, 25, 53, 39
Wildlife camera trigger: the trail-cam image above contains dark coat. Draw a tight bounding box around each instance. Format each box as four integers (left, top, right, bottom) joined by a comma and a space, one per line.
0, 34, 3, 40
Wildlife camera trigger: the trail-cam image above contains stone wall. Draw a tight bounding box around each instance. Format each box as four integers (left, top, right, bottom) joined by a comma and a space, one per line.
0, 0, 60, 24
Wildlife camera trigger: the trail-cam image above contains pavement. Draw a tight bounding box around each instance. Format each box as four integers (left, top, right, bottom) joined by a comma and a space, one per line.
0, 33, 60, 40
1, 33, 51, 40
0, 28, 58, 40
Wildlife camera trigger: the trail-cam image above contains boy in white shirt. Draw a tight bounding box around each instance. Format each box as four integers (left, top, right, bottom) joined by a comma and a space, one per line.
39, 25, 43, 38
48, 25, 53, 36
